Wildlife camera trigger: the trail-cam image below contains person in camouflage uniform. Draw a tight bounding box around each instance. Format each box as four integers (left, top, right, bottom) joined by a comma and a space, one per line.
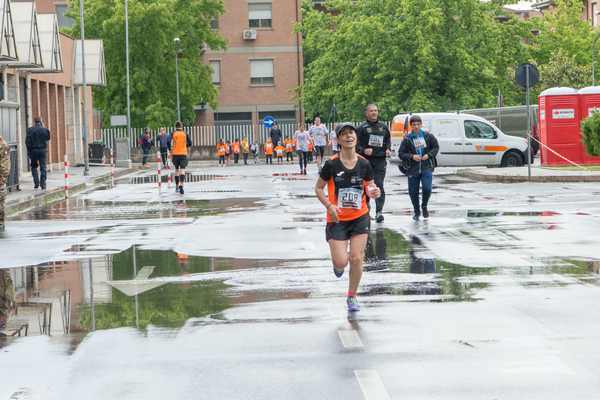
0, 135, 10, 232
0, 269, 15, 331
0, 136, 14, 331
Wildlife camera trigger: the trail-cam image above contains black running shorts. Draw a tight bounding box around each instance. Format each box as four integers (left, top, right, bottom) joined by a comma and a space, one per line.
316, 145, 325, 158
325, 213, 370, 242
172, 155, 188, 170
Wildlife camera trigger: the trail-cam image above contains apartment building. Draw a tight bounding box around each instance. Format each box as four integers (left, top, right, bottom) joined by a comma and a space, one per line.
533, 0, 599, 26
198, 0, 304, 127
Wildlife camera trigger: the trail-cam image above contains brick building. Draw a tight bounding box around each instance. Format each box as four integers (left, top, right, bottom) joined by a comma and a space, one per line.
198, 0, 304, 127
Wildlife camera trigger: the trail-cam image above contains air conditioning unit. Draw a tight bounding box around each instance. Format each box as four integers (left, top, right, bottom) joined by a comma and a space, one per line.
242, 29, 257, 40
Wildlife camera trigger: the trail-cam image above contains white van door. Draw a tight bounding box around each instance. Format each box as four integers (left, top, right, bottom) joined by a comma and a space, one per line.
462, 120, 503, 166
430, 118, 464, 166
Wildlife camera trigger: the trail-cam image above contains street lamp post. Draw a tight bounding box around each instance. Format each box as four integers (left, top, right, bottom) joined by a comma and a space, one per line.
125, 0, 132, 149
79, 0, 89, 176
174, 37, 181, 122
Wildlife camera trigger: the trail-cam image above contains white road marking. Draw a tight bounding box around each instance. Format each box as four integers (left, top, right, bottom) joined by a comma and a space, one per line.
135, 266, 155, 280
338, 329, 364, 349
354, 370, 391, 400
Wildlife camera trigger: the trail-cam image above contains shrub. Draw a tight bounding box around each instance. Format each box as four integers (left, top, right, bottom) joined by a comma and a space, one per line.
581, 111, 600, 156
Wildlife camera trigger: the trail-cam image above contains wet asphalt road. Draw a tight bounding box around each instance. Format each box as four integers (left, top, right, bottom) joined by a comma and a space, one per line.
1, 162, 600, 399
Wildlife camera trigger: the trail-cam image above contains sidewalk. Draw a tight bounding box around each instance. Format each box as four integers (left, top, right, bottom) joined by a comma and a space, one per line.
5, 165, 137, 216
457, 165, 600, 183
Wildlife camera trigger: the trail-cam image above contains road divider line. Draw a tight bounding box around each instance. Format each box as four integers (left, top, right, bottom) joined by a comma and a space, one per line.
354, 370, 391, 400
338, 329, 364, 349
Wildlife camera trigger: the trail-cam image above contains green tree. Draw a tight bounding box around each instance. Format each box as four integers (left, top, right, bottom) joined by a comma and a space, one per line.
299, 0, 531, 120
68, 0, 226, 127
529, 0, 595, 93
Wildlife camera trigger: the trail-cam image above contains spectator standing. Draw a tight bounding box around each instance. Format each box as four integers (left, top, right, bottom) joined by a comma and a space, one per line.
25, 116, 50, 189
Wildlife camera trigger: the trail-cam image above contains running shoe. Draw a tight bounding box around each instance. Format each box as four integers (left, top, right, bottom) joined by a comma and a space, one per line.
179, 186, 184, 195
412, 212, 420, 221
422, 208, 430, 219
346, 296, 360, 312
375, 212, 384, 223
333, 266, 344, 278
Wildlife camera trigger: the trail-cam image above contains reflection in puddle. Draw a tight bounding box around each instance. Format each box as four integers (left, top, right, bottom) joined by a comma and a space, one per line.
120, 173, 226, 185
11, 198, 261, 221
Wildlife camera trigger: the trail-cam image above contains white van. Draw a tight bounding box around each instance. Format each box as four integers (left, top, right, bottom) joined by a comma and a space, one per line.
389, 112, 529, 167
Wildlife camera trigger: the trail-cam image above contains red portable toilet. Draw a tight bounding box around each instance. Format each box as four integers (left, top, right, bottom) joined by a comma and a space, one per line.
577, 86, 600, 164
538, 87, 583, 166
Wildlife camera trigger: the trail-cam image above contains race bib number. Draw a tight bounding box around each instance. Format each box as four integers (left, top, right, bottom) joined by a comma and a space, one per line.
368, 134, 384, 147
338, 188, 362, 209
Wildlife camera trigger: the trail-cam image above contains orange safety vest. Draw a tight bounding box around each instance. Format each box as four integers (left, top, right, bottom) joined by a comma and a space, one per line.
216, 143, 226, 157
275, 146, 285, 157
232, 142, 241, 154
264, 143, 274, 155
171, 130, 189, 156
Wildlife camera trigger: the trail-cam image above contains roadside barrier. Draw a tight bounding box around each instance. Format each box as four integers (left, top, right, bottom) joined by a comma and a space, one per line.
529, 135, 592, 172
64, 154, 69, 198
156, 151, 162, 192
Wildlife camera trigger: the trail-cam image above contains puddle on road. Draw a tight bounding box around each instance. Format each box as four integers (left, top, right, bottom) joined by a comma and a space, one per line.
10, 198, 262, 221
467, 210, 562, 218
119, 173, 227, 185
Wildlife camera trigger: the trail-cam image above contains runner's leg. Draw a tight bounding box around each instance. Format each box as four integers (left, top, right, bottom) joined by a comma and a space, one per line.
348, 234, 368, 295
328, 240, 349, 270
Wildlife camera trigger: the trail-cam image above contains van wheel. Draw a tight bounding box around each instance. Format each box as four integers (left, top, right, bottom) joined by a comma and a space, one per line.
501, 151, 524, 167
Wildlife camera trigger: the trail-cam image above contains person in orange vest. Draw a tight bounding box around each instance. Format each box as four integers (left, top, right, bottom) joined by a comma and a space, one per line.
169, 121, 192, 194
275, 143, 285, 164
216, 139, 226, 167
285, 137, 294, 163
232, 138, 241, 164
307, 136, 315, 163
264, 139, 274, 165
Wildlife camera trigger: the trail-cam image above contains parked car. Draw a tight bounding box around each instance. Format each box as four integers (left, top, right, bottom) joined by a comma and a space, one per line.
460, 105, 539, 157
389, 112, 529, 168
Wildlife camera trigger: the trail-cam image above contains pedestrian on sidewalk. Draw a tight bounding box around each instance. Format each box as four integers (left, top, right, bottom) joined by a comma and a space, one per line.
398, 115, 439, 221
315, 123, 381, 313
250, 142, 259, 163
264, 139, 274, 165
357, 103, 391, 223
285, 137, 294, 163
309, 116, 329, 169
25, 116, 50, 190
216, 139, 226, 167
225, 140, 232, 165
157, 128, 171, 168
270, 122, 282, 150
275, 142, 285, 164
232, 138, 241, 164
169, 121, 192, 194
295, 123, 309, 175
0, 135, 10, 232
140, 128, 153, 166
241, 137, 250, 165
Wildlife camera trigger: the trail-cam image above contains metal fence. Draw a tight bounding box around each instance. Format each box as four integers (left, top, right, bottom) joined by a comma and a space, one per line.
96, 120, 391, 150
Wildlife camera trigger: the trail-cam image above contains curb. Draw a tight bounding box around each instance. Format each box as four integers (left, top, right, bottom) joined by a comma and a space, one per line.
5, 167, 139, 216
457, 169, 600, 183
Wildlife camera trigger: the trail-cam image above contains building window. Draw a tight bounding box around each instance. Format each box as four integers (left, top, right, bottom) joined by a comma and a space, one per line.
249, 3, 272, 28
250, 59, 274, 85
210, 60, 221, 84
210, 17, 219, 30
55, 4, 75, 28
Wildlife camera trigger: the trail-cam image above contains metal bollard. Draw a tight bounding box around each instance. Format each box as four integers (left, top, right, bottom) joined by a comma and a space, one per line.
110, 148, 115, 188
64, 154, 69, 198
156, 151, 162, 191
